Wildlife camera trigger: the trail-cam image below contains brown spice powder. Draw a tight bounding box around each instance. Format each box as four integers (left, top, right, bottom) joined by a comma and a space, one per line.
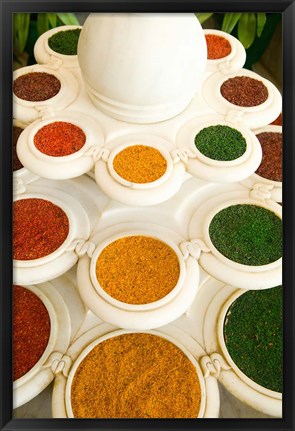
220, 76, 269, 107
71, 333, 202, 418
13, 198, 69, 260
113, 145, 167, 183
13, 72, 61, 102
255, 132, 282, 181
96, 236, 180, 304
205, 34, 232, 59
13, 126, 24, 171
13, 285, 51, 381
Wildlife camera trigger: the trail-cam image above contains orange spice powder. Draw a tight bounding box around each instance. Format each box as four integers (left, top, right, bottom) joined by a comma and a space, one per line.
95, 236, 180, 304
113, 145, 167, 183
205, 34, 232, 60
71, 333, 202, 418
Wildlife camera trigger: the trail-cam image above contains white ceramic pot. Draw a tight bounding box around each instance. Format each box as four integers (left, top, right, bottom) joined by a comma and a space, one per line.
202, 283, 282, 417
78, 13, 207, 123
52, 324, 220, 418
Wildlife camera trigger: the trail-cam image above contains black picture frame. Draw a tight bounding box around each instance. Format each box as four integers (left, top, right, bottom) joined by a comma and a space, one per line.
1, 1, 294, 430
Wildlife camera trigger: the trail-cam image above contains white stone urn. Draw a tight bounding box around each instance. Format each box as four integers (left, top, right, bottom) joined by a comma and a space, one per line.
78, 13, 207, 123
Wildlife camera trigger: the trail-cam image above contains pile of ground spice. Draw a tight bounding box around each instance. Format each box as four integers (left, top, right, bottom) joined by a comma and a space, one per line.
194, 125, 246, 161
96, 236, 180, 304
48, 28, 81, 55
13, 72, 61, 102
271, 113, 282, 126
13, 126, 24, 171
220, 76, 269, 107
13, 285, 51, 381
205, 34, 232, 59
71, 333, 202, 418
224, 286, 282, 392
113, 145, 167, 184
209, 204, 282, 266
13, 198, 69, 260
34, 121, 86, 157
255, 132, 282, 182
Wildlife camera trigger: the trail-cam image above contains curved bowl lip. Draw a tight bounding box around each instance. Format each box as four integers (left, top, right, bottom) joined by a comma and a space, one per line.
203, 29, 237, 62
217, 69, 274, 112
217, 288, 282, 399
107, 141, 173, 189
187, 118, 254, 167
65, 328, 207, 418
27, 116, 90, 162
89, 230, 187, 312
13, 284, 57, 387
203, 198, 282, 272
44, 25, 83, 59
13, 193, 74, 267
13, 65, 65, 106
251, 124, 282, 185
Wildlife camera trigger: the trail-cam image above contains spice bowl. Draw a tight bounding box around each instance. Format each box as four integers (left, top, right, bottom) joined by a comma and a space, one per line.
34, 25, 82, 68
13, 64, 79, 123
242, 125, 282, 202
13, 119, 39, 192
16, 111, 104, 179
176, 114, 262, 183
204, 29, 246, 74
13, 283, 71, 408
202, 282, 282, 417
202, 68, 282, 129
52, 324, 220, 418
95, 134, 186, 206
77, 226, 200, 329
189, 189, 282, 289
13, 189, 91, 285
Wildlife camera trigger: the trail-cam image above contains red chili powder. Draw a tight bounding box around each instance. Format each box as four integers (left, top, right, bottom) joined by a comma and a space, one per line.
13, 72, 61, 102
13, 198, 69, 260
220, 76, 269, 107
13, 126, 24, 171
205, 34, 232, 59
13, 285, 51, 381
255, 132, 282, 182
271, 113, 282, 126
34, 121, 86, 157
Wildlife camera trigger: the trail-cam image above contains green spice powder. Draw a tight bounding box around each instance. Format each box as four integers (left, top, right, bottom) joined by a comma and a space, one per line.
209, 204, 282, 266
48, 29, 81, 55
194, 125, 247, 161
224, 286, 282, 392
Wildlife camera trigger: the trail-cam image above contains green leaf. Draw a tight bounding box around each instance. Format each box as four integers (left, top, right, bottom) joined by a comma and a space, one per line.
47, 13, 57, 29
238, 13, 257, 49
195, 13, 213, 25
37, 13, 50, 35
221, 13, 242, 34
13, 13, 30, 53
56, 13, 79, 25
257, 12, 267, 37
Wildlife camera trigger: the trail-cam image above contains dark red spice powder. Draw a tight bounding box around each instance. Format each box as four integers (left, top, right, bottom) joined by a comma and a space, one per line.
13, 126, 24, 171
255, 132, 282, 182
205, 34, 232, 60
271, 113, 282, 126
220, 76, 269, 107
13, 285, 51, 381
34, 121, 86, 157
13, 72, 61, 102
13, 198, 69, 260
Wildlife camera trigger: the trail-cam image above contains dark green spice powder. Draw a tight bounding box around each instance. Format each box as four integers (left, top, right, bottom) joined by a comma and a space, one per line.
48, 29, 81, 56
194, 125, 247, 161
224, 286, 282, 392
209, 204, 282, 266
